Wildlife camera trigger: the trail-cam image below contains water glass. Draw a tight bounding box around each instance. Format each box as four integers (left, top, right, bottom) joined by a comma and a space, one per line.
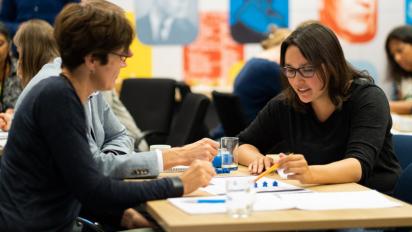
226, 178, 255, 218
220, 137, 239, 170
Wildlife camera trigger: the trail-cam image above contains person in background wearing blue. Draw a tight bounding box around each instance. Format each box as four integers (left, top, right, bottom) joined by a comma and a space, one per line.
385, 25, 412, 115
0, 1, 215, 230
0, 0, 79, 36
211, 26, 289, 139
238, 23, 400, 195
234, 26, 290, 124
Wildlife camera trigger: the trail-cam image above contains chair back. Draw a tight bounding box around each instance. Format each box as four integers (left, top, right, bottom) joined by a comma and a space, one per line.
120, 78, 176, 144
393, 163, 412, 204
167, 93, 210, 147
392, 134, 412, 170
212, 91, 248, 137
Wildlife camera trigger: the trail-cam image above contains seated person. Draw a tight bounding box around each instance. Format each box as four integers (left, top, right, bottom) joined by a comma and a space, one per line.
211, 26, 289, 139
101, 89, 149, 151
238, 23, 401, 195
234, 26, 290, 123
385, 25, 412, 114
0, 1, 215, 230
0, 4, 218, 230
0, 22, 21, 113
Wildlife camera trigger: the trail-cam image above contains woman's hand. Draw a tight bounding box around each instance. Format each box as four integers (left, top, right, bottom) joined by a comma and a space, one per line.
277, 154, 314, 183
248, 156, 275, 174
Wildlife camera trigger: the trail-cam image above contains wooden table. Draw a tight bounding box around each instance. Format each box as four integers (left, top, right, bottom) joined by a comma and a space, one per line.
146, 167, 412, 232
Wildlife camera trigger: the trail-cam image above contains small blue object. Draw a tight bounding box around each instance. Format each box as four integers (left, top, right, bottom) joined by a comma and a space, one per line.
196, 199, 225, 203
262, 181, 268, 187
212, 154, 222, 168
272, 181, 278, 187
215, 167, 230, 174
254, 182, 258, 188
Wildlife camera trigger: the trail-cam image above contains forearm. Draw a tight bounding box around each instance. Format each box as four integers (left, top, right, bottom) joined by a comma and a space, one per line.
389, 100, 412, 114
238, 144, 265, 166
308, 158, 362, 184
162, 148, 186, 170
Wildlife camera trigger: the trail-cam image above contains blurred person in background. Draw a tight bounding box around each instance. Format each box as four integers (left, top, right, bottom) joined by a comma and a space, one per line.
385, 25, 412, 114
0, 0, 79, 36
0, 21, 20, 115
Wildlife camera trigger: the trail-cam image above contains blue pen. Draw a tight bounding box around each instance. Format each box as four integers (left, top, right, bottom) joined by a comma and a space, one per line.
195, 199, 226, 203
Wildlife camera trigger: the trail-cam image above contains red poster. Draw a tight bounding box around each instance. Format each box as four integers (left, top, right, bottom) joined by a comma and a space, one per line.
184, 12, 243, 86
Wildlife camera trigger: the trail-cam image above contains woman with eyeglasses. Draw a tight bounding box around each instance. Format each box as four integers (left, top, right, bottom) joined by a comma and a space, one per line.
237, 23, 400, 194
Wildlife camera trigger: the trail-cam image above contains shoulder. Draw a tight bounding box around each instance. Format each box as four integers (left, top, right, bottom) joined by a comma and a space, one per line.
33, 76, 79, 106
265, 94, 290, 112
349, 78, 387, 101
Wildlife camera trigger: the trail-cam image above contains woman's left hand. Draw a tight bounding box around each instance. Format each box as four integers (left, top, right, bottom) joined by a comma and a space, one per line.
278, 154, 314, 183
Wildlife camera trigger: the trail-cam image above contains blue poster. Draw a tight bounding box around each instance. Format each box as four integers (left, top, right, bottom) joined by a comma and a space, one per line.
230, 0, 289, 43
406, 0, 412, 25
135, 0, 198, 45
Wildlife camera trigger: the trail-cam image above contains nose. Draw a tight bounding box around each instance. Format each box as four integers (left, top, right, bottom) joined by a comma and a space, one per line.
394, 53, 403, 64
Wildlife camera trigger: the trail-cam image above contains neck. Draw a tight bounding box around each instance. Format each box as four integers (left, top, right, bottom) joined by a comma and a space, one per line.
61, 67, 94, 103
311, 96, 335, 122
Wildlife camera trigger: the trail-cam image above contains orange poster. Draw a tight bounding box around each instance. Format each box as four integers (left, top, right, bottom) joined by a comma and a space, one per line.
319, 0, 377, 43
183, 12, 244, 87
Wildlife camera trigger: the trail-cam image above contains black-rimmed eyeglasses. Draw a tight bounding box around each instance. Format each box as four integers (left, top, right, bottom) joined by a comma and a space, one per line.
282, 66, 316, 78
110, 52, 130, 63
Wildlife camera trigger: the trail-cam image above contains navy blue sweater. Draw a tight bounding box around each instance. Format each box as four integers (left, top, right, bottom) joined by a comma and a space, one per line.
0, 76, 183, 231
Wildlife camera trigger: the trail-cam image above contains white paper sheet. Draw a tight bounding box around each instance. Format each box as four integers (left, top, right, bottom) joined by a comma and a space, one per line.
168, 194, 296, 214
168, 190, 401, 215
200, 176, 307, 195
280, 190, 402, 210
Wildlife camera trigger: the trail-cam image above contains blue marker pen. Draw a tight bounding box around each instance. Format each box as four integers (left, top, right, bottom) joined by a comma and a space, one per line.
193, 199, 226, 203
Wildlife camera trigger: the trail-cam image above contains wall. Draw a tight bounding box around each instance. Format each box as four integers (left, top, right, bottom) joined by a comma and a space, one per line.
111, 0, 408, 97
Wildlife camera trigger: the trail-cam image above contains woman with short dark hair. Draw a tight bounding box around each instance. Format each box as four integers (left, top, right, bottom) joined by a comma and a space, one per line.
0, 1, 215, 231
238, 23, 400, 194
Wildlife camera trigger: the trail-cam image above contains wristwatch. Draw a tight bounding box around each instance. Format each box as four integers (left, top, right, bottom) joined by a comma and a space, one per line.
169, 176, 184, 196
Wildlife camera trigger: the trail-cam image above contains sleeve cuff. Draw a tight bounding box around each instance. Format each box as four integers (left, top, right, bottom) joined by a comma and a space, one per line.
156, 149, 164, 172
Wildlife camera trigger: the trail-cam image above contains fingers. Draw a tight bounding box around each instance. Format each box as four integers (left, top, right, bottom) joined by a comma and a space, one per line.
264, 157, 274, 170
181, 160, 216, 194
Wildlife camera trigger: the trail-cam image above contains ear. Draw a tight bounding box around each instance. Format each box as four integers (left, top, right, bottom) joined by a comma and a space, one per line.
84, 54, 96, 72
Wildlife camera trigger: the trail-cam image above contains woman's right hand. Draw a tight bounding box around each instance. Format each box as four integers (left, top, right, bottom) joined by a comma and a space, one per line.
0, 111, 12, 131
248, 156, 275, 174
180, 160, 216, 195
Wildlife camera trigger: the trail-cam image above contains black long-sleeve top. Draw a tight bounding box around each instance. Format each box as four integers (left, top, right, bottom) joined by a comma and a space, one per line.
239, 79, 401, 194
0, 76, 183, 231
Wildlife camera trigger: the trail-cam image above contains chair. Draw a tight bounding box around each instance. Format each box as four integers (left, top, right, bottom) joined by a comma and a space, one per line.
392, 134, 412, 170
212, 91, 248, 137
166, 93, 210, 147
394, 163, 412, 204
120, 78, 176, 145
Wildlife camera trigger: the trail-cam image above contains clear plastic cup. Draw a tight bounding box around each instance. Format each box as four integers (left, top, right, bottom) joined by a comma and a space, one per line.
226, 178, 255, 218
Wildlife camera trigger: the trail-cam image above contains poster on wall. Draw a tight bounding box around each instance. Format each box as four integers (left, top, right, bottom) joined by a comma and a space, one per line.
134, 0, 199, 45
406, 0, 412, 24
230, 0, 289, 43
184, 12, 244, 87
319, 0, 377, 43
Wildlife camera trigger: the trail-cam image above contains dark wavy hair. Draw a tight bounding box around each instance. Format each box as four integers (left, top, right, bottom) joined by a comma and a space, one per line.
54, 0, 134, 72
279, 23, 372, 111
0, 22, 12, 75
384, 25, 412, 83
